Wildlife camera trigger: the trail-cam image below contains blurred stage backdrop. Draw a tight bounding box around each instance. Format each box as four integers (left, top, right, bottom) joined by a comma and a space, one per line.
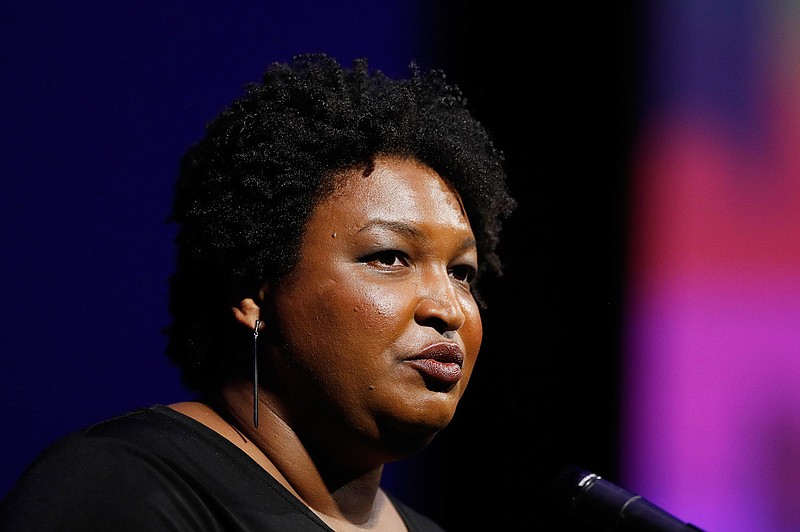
2, 1, 799, 530
622, 2, 800, 531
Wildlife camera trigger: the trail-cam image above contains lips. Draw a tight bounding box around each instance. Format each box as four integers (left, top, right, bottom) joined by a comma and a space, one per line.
405, 342, 464, 386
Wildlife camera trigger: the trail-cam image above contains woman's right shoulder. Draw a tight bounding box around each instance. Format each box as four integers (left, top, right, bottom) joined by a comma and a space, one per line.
2, 405, 188, 500
0, 405, 214, 531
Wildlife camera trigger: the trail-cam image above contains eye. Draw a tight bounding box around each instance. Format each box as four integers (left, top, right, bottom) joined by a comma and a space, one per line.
450, 264, 477, 284
361, 250, 410, 269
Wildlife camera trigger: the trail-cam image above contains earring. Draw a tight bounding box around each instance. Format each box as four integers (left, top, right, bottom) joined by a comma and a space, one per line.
253, 319, 260, 428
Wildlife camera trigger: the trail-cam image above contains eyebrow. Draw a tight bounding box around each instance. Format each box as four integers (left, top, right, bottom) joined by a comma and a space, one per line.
357, 219, 477, 252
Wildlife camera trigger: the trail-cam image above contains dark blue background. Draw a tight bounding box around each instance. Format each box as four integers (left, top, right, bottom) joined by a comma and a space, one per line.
1, 2, 634, 528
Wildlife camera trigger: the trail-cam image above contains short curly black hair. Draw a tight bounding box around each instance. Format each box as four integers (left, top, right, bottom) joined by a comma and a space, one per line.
166, 53, 516, 396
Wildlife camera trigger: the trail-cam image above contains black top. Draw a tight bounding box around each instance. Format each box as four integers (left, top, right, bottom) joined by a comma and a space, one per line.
0, 405, 444, 531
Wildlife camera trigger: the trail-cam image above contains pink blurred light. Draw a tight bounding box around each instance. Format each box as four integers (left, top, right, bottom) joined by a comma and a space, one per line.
623, 3, 800, 530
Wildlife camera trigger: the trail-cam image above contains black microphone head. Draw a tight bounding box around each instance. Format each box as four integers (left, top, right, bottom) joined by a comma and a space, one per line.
550, 464, 594, 515
550, 464, 706, 532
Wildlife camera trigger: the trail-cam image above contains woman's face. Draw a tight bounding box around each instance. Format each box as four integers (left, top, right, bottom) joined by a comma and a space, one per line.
265, 155, 483, 462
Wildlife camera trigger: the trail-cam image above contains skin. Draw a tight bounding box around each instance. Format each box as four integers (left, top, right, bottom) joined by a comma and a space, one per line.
170, 155, 483, 531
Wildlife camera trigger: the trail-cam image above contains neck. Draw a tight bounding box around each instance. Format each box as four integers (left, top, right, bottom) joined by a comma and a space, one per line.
216, 384, 387, 524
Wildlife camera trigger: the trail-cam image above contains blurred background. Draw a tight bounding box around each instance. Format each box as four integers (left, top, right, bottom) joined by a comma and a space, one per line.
2, 1, 799, 530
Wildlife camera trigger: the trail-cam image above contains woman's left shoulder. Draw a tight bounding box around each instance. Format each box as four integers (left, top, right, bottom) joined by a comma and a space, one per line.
386, 492, 446, 532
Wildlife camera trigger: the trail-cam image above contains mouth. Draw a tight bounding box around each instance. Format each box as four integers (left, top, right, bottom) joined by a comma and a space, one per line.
404, 342, 464, 388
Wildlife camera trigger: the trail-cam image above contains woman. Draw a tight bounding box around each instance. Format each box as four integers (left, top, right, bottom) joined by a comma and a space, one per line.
0, 53, 515, 531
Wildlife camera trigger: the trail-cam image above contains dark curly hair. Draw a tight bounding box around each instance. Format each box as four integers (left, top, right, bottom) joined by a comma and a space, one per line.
166, 53, 516, 396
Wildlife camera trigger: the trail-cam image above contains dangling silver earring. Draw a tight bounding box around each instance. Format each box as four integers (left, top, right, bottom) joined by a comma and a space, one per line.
253, 319, 260, 428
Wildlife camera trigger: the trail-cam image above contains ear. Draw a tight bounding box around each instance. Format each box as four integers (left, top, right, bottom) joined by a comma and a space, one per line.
232, 298, 265, 331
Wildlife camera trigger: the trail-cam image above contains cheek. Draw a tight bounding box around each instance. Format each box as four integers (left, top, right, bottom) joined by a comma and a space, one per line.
286, 284, 411, 399
296, 279, 409, 353
337, 285, 411, 342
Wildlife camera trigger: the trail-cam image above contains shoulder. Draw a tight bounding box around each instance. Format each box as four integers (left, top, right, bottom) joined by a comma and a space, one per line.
0, 405, 331, 532
7, 404, 241, 483
9, 406, 182, 475
386, 492, 446, 532
0, 406, 221, 531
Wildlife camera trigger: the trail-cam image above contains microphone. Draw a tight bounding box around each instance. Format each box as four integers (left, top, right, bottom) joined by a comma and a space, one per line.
551, 465, 705, 531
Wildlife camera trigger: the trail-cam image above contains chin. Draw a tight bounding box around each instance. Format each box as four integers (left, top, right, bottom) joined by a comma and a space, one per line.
376, 414, 452, 459
380, 429, 440, 460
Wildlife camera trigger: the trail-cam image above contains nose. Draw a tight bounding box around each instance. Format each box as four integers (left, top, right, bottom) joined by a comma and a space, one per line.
413, 271, 467, 334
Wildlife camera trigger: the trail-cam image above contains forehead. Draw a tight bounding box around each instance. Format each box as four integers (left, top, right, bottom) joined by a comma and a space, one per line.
322, 157, 468, 223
